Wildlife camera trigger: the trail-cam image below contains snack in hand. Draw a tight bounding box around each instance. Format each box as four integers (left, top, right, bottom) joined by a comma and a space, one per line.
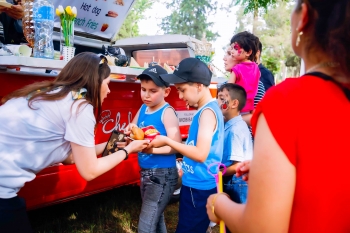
130, 126, 145, 140
142, 125, 160, 141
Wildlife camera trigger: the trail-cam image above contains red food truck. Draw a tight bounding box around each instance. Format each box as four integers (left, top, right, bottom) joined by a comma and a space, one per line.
0, 0, 225, 210
0, 38, 224, 210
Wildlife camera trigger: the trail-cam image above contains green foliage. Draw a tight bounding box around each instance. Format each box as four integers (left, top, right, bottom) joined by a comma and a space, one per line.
234, 7, 253, 34
160, 0, 219, 41
261, 55, 280, 74
230, 0, 287, 14
256, 1, 301, 78
285, 55, 301, 67
113, 0, 156, 41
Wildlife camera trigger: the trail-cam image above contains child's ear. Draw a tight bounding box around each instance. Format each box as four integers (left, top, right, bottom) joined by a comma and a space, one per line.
196, 83, 203, 92
164, 87, 171, 97
231, 99, 239, 109
246, 49, 253, 58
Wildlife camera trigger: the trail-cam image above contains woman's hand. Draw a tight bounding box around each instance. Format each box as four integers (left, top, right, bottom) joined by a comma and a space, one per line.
235, 160, 251, 181
125, 139, 149, 153
124, 123, 138, 135
206, 194, 221, 223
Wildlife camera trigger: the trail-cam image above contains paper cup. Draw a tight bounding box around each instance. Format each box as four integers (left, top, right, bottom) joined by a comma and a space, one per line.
6, 44, 32, 57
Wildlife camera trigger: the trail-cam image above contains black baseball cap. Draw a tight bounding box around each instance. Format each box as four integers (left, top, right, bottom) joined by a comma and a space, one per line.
160, 57, 212, 86
137, 65, 170, 87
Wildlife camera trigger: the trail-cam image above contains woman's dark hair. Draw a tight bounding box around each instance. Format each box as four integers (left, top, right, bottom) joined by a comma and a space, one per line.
2, 52, 111, 122
218, 83, 247, 111
296, 0, 350, 75
230, 31, 258, 62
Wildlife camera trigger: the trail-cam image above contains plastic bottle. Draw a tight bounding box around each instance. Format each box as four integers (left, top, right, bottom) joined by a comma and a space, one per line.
33, 0, 54, 59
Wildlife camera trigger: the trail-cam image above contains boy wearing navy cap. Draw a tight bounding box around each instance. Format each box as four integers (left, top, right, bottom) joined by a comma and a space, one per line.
124, 65, 182, 233
149, 58, 225, 233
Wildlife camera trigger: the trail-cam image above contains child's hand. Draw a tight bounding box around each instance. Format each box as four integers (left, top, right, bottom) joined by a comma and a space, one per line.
0, 6, 6, 13
235, 160, 251, 181
148, 135, 168, 148
124, 123, 138, 135
141, 146, 153, 154
4, 5, 24, 19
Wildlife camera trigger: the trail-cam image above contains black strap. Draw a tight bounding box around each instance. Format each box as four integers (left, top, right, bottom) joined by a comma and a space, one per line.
306, 72, 350, 101
118, 148, 129, 160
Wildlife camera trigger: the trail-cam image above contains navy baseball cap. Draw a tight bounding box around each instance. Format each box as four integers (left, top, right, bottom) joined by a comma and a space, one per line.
137, 65, 170, 87
160, 58, 212, 86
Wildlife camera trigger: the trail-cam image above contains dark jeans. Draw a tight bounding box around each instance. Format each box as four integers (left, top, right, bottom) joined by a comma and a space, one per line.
138, 167, 178, 233
0, 196, 33, 233
176, 185, 217, 233
224, 175, 248, 204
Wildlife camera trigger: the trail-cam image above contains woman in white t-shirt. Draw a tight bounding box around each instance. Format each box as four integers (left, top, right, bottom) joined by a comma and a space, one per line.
0, 52, 149, 233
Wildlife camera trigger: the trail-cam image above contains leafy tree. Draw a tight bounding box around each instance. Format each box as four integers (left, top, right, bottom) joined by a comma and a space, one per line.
230, 0, 285, 14
160, 0, 219, 41
261, 55, 280, 74
228, 0, 287, 34
113, 0, 156, 41
256, 1, 300, 77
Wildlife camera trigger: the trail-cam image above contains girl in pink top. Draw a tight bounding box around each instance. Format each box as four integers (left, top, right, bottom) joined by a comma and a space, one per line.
227, 31, 260, 113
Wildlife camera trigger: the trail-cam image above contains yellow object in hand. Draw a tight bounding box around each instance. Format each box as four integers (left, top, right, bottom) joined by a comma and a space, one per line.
218, 171, 225, 233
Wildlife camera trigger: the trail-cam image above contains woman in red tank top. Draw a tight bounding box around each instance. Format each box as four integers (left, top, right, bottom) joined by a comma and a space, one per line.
206, 1, 350, 232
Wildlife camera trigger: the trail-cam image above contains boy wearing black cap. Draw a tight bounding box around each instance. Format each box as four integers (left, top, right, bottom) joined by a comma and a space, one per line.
124, 65, 182, 233
149, 58, 225, 233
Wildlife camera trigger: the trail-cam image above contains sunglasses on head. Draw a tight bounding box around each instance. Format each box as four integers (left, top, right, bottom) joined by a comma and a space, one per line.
99, 55, 107, 66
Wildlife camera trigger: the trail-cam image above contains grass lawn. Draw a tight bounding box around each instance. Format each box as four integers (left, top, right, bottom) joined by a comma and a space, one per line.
28, 185, 219, 233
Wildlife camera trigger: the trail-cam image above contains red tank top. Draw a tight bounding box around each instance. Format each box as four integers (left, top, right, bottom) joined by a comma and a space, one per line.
251, 74, 350, 233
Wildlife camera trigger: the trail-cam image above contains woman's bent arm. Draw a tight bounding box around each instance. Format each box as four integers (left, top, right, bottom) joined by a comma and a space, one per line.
71, 140, 148, 181
209, 114, 296, 233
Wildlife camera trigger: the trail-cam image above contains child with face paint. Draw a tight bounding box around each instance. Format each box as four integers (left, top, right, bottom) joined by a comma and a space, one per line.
227, 31, 260, 114
217, 83, 253, 209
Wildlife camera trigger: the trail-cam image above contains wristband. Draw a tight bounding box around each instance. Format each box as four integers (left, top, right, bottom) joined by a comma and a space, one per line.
211, 192, 230, 218
118, 148, 129, 160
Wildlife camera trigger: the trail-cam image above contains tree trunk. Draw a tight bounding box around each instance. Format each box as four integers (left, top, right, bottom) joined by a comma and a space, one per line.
252, 7, 258, 34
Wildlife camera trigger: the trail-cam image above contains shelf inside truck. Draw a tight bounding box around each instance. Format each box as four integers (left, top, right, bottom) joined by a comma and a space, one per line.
0, 56, 143, 79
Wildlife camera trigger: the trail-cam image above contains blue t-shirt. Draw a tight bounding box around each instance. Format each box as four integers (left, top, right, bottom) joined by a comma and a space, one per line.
222, 115, 253, 169
137, 103, 176, 169
182, 99, 224, 190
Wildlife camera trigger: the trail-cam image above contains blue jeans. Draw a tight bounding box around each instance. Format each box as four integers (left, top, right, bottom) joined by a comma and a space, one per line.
138, 167, 178, 233
224, 175, 248, 204
176, 185, 217, 233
